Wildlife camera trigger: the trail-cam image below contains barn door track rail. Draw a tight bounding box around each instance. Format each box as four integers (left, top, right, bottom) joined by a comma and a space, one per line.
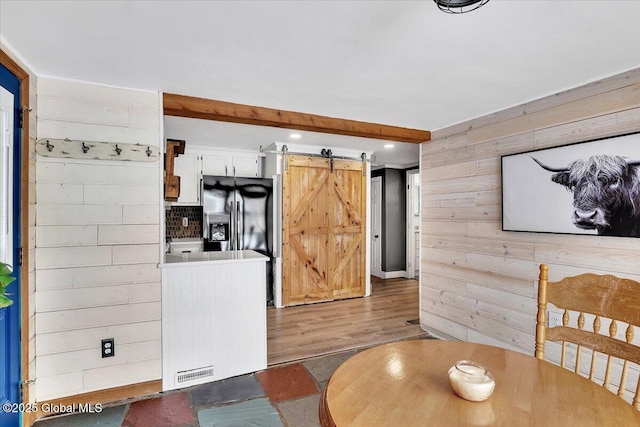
36, 138, 159, 162
261, 144, 370, 175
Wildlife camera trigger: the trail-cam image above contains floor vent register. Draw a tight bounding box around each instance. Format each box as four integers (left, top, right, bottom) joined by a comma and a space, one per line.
176, 366, 214, 385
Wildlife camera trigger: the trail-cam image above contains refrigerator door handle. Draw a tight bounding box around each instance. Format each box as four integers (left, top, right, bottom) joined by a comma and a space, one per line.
203, 213, 209, 241
229, 200, 235, 250
236, 201, 242, 250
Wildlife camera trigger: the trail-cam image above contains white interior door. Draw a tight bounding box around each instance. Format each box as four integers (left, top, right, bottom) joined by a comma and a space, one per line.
370, 176, 382, 278
406, 170, 420, 279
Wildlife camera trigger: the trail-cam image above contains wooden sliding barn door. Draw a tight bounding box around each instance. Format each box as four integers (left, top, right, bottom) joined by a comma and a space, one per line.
329, 159, 366, 300
282, 155, 366, 306
282, 156, 331, 306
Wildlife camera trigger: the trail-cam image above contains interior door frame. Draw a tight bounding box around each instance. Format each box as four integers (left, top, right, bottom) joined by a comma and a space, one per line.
0, 49, 31, 413
370, 176, 382, 278
0, 67, 20, 427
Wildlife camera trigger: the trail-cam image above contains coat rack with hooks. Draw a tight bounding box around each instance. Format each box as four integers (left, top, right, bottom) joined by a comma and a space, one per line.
35, 138, 160, 162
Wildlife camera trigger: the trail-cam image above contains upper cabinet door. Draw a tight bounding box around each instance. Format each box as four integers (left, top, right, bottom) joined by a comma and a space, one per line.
232, 156, 260, 177
202, 155, 229, 176
173, 153, 200, 204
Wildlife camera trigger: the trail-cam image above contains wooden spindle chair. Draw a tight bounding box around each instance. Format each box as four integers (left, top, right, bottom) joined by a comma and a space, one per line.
535, 264, 640, 410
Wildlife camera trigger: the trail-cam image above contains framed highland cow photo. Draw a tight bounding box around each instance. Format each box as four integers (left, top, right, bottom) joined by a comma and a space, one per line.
501, 131, 640, 238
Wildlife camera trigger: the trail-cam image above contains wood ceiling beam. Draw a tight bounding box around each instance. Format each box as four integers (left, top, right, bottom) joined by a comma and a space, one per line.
163, 93, 431, 144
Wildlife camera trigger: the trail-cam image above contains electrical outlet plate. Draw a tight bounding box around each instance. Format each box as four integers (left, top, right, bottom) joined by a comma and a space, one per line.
548, 311, 562, 328
101, 338, 115, 358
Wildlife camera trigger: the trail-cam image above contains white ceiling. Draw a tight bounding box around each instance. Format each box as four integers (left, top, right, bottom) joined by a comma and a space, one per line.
1, 0, 639, 167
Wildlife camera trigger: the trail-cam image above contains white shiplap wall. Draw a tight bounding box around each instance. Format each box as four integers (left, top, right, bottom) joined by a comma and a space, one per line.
35, 78, 161, 400
420, 68, 640, 397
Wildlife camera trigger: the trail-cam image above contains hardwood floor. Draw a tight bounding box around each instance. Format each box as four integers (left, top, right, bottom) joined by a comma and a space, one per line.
267, 277, 429, 366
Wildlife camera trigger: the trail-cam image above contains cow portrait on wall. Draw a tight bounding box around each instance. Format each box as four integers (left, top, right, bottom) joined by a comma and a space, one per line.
532, 155, 640, 237
501, 132, 640, 238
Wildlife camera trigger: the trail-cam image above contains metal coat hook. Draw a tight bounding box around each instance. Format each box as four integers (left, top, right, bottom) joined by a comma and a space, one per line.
115, 144, 122, 155
45, 140, 54, 152
146, 146, 152, 157
82, 142, 90, 153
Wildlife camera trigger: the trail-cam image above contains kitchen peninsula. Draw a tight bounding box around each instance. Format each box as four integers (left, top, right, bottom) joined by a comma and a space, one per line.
160, 250, 268, 391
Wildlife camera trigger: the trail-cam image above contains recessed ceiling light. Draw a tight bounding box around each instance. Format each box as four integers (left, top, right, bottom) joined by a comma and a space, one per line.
289, 134, 302, 139
384, 144, 395, 148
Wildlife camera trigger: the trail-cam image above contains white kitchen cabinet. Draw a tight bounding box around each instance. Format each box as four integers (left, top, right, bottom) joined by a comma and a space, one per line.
169, 149, 263, 206
202, 153, 261, 177
173, 153, 200, 204
231, 155, 260, 177
202, 154, 229, 176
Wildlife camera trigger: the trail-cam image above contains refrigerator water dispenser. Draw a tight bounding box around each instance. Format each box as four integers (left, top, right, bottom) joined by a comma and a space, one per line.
209, 223, 229, 242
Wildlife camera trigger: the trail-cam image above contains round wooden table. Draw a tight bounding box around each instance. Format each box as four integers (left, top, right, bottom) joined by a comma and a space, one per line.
319, 340, 640, 426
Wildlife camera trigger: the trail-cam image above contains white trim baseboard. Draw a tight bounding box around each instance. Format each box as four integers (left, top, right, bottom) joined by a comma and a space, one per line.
378, 270, 407, 279
420, 326, 461, 342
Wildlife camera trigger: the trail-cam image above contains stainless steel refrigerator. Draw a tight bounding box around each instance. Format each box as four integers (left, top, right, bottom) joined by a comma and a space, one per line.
202, 175, 275, 303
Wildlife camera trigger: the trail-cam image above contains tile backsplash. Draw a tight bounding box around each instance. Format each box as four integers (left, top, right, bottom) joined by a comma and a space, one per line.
166, 206, 202, 238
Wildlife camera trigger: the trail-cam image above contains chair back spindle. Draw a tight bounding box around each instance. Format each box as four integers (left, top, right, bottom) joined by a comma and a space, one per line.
535, 264, 640, 410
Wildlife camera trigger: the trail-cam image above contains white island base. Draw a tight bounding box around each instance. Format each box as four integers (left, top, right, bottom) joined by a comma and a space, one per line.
160, 250, 268, 391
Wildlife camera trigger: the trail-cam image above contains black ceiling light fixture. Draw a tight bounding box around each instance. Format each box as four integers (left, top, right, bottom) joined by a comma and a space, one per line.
434, 0, 490, 14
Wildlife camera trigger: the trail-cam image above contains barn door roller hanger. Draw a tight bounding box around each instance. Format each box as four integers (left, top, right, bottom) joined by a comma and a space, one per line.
261, 144, 370, 173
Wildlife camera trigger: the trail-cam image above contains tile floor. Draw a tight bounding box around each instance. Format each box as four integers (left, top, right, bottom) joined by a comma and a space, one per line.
35, 336, 434, 427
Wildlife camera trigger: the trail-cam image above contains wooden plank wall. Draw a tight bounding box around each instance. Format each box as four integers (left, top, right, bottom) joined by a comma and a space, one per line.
420, 68, 640, 360
35, 78, 162, 401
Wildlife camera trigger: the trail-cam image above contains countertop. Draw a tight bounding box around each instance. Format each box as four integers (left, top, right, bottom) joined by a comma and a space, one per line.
169, 237, 203, 244
160, 249, 269, 268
